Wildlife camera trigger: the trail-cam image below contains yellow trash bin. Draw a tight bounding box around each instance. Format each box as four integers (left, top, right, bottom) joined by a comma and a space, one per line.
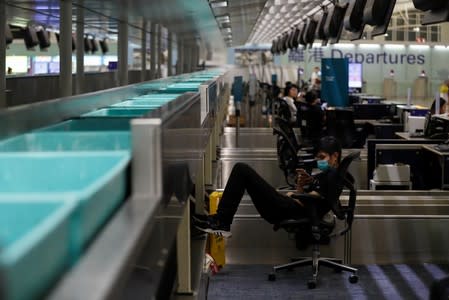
207, 191, 226, 268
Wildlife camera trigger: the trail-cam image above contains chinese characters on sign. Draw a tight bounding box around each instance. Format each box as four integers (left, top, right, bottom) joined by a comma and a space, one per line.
288, 48, 324, 63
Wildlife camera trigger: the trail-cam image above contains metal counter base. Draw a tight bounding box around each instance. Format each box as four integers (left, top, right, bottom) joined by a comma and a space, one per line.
225, 192, 449, 266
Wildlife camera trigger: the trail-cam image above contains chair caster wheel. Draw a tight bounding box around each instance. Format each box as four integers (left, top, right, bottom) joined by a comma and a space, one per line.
268, 273, 276, 281
307, 279, 317, 289
349, 274, 358, 284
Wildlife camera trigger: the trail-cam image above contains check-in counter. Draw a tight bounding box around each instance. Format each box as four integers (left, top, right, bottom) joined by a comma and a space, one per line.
0, 69, 231, 300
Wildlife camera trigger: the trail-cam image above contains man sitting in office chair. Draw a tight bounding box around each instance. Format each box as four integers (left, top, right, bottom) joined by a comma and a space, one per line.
193, 136, 341, 238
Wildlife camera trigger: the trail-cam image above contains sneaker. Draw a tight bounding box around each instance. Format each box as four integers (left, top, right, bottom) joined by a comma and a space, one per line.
194, 215, 232, 238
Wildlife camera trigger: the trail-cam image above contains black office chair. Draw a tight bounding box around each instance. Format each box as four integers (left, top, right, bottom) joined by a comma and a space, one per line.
273, 120, 315, 188
268, 151, 361, 289
274, 116, 301, 151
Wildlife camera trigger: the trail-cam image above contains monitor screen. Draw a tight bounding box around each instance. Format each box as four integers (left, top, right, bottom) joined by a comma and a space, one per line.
48, 62, 60, 73
33, 62, 48, 74
348, 63, 363, 88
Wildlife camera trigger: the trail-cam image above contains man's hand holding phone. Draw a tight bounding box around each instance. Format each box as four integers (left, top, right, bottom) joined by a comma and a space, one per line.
296, 168, 313, 193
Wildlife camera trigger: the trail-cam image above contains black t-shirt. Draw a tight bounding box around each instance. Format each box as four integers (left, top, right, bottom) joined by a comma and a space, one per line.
293, 167, 339, 217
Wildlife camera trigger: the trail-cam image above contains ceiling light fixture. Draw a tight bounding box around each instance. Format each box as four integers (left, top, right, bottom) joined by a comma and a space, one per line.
210, 0, 228, 9
216, 14, 230, 23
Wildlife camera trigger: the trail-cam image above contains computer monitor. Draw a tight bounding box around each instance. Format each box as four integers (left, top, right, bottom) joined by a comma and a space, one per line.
424, 113, 449, 138
33, 62, 48, 74
348, 63, 363, 89
48, 61, 60, 73
353, 103, 395, 120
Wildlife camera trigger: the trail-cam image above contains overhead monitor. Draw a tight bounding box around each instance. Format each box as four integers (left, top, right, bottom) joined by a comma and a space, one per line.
324, 3, 349, 44
315, 11, 329, 46
5, 24, 13, 45
344, 0, 367, 40
270, 39, 276, 54
24, 26, 39, 49
287, 29, 295, 50
84, 37, 92, 53
348, 63, 363, 89
91, 38, 99, 53
412, 0, 449, 25
36, 29, 51, 49
303, 18, 318, 47
275, 36, 282, 54
99, 39, 108, 54
281, 32, 289, 53
55, 33, 76, 51
297, 23, 307, 47
363, 0, 397, 36
291, 26, 300, 48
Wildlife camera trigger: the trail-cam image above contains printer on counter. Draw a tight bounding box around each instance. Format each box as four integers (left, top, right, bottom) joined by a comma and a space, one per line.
370, 163, 412, 190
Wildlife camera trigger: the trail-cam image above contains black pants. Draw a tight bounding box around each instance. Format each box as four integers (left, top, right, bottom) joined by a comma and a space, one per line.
217, 163, 306, 225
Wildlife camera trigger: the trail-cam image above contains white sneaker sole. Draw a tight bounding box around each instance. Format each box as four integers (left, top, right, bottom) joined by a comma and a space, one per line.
194, 225, 232, 238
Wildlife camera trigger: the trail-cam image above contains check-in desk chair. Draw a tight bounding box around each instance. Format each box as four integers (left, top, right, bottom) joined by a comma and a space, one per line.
272, 118, 315, 189
268, 151, 360, 289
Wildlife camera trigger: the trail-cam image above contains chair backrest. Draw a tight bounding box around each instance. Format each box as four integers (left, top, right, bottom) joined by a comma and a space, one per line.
273, 125, 299, 187
273, 98, 293, 124
274, 116, 300, 151
329, 151, 360, 233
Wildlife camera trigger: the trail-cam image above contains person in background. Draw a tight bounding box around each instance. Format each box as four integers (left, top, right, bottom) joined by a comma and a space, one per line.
430, 97, 447, 115
310, 66, 321, 98
7, 67, 12, 75
311, 67, 321, 87
281, 83, 299, 124
193, 136, 342, 238
439, 80, 449, 101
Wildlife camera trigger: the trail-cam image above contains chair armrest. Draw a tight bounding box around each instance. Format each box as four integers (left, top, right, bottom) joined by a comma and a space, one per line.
289, 193, 322, 204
